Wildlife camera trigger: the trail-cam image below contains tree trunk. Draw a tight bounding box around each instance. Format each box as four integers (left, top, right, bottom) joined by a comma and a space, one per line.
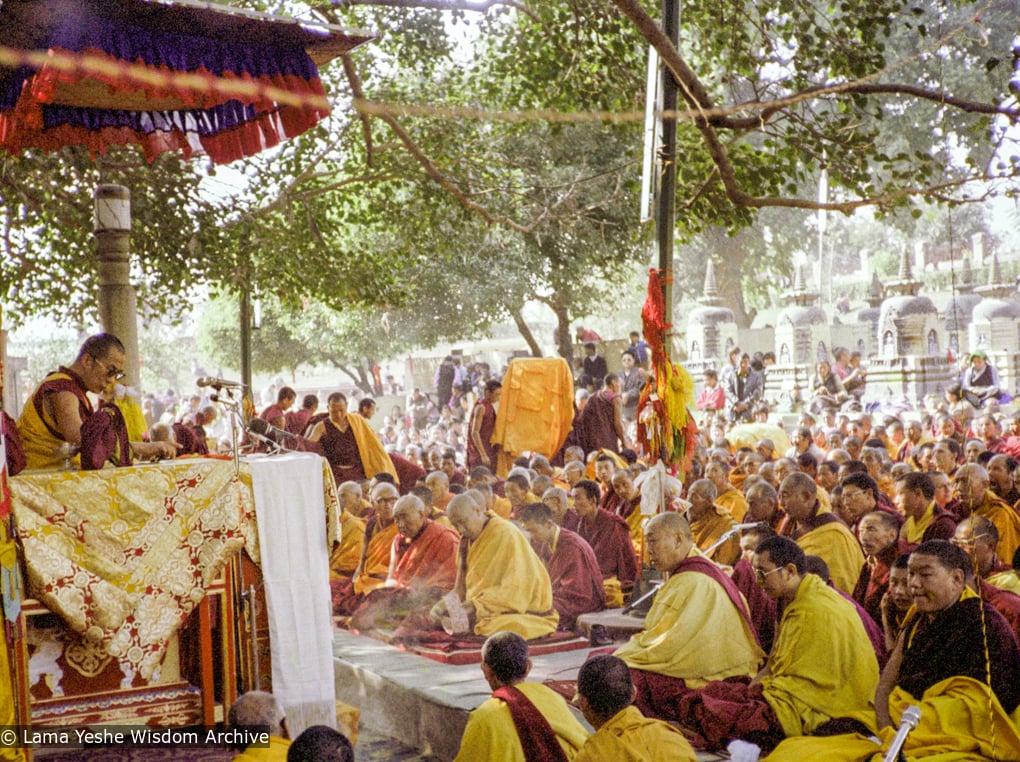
548, 293, 574, 362
712, 238, 753, 328
332, 361, 374, 395
508, 306, 544, 357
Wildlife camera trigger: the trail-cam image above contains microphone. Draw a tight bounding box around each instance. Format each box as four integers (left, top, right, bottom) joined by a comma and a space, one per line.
882, 705, 921, 762
730, 521, 771, 532
248, 417, 298, 446
197, 376, 244, 389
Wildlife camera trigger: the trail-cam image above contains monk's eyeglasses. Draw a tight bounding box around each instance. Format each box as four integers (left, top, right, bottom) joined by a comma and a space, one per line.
950, 534, 989, 549
752, 566, 782, 582
90, 354, 125, 381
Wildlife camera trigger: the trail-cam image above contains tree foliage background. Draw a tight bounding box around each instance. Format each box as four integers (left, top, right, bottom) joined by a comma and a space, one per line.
2, 0, 1018, 377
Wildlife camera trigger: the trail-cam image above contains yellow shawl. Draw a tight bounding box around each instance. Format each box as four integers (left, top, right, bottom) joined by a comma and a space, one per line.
349, 413, 398, 484
465, 516, 558, 639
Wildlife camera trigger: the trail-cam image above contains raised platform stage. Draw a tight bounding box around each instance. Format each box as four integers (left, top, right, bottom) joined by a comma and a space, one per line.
331, 629, 727, 762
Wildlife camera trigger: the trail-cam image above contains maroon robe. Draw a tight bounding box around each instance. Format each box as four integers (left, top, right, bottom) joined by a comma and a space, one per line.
576, 508, 638, 591
575, 390, 621, 454
389, 452, 427, 495
836, 586, 886, 666
601, 489, 624, 515
633, 557, 770, 748
980, 578, 1020, 646
320, 419, 366, 484
731, 558, 777, 654
350, 519, 460, 631
390, 519, 460, 591
260, 403, 285, 427
172, 422, 203, 455
533, 527, 605, 630
853, 539, 913, 627
899, 595, 1020, 713
31, 367, 93, 441
916, 508, 959, 544
491, 685, 569, 762
2, 411, 26, 476
560, 509, 580, 533
285, 408, 312, 436
466, 399, 498, 468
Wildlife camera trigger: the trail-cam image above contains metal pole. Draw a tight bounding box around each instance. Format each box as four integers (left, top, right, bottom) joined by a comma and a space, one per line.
657, 0, 679, 360
240, 286, 252, 395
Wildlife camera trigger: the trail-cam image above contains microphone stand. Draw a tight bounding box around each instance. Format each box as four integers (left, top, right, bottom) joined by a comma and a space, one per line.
247, 430, 282, 455
622, 579, 663, 615
209, 386, 247, 476
703, 525, 743, 560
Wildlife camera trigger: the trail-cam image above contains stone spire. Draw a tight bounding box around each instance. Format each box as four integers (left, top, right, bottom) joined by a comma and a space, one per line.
784, 263, 820, 306
700, 260, 722, 305
865, 270, 884, 308
885, 244, 922, 297
956, 258, 976, 293
976, 252, 1014, 299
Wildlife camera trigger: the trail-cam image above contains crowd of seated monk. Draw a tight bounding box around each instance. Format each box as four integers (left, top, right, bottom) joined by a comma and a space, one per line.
328, 409, 1020, 760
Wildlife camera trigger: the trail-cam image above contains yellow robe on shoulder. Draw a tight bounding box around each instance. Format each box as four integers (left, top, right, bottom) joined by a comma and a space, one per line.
976, 490, 1020, 566
231, 735, 290, 762
988, 569, 1020, 596
353, 521, 398, 595
349, 413, 398, 484
330, 511, 366, 581
453, 682, 589, 762
717, 489, 748, 523
796, 519, 865, 595
615, 547, 762, 686
764, 676, 1020, 762
465, 516, 558, 638
762, 573, 878, 738
690, 507, 740, 567
574, 706, 697, 762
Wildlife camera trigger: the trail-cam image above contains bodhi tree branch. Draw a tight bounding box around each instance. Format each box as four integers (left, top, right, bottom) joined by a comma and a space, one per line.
611, 0, 1018, 213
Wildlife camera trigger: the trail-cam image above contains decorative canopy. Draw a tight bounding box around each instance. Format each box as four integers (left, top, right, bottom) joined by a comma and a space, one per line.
0, 0, 374, 163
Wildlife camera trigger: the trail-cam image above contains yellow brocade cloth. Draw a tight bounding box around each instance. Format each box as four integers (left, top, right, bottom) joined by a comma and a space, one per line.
492, 359, 574, 478
762, 572, 879, 738
353, 521, 399, 596
453, 682, 589, 762
615, 547, 762, 686
764, 677, 1020, 762
574, 705, 697, 762
348, 413, 398, 484
795, 518, 866, 595
9, 460, 251, 681
465, 516, 558, 638
716, 489, 748, 523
